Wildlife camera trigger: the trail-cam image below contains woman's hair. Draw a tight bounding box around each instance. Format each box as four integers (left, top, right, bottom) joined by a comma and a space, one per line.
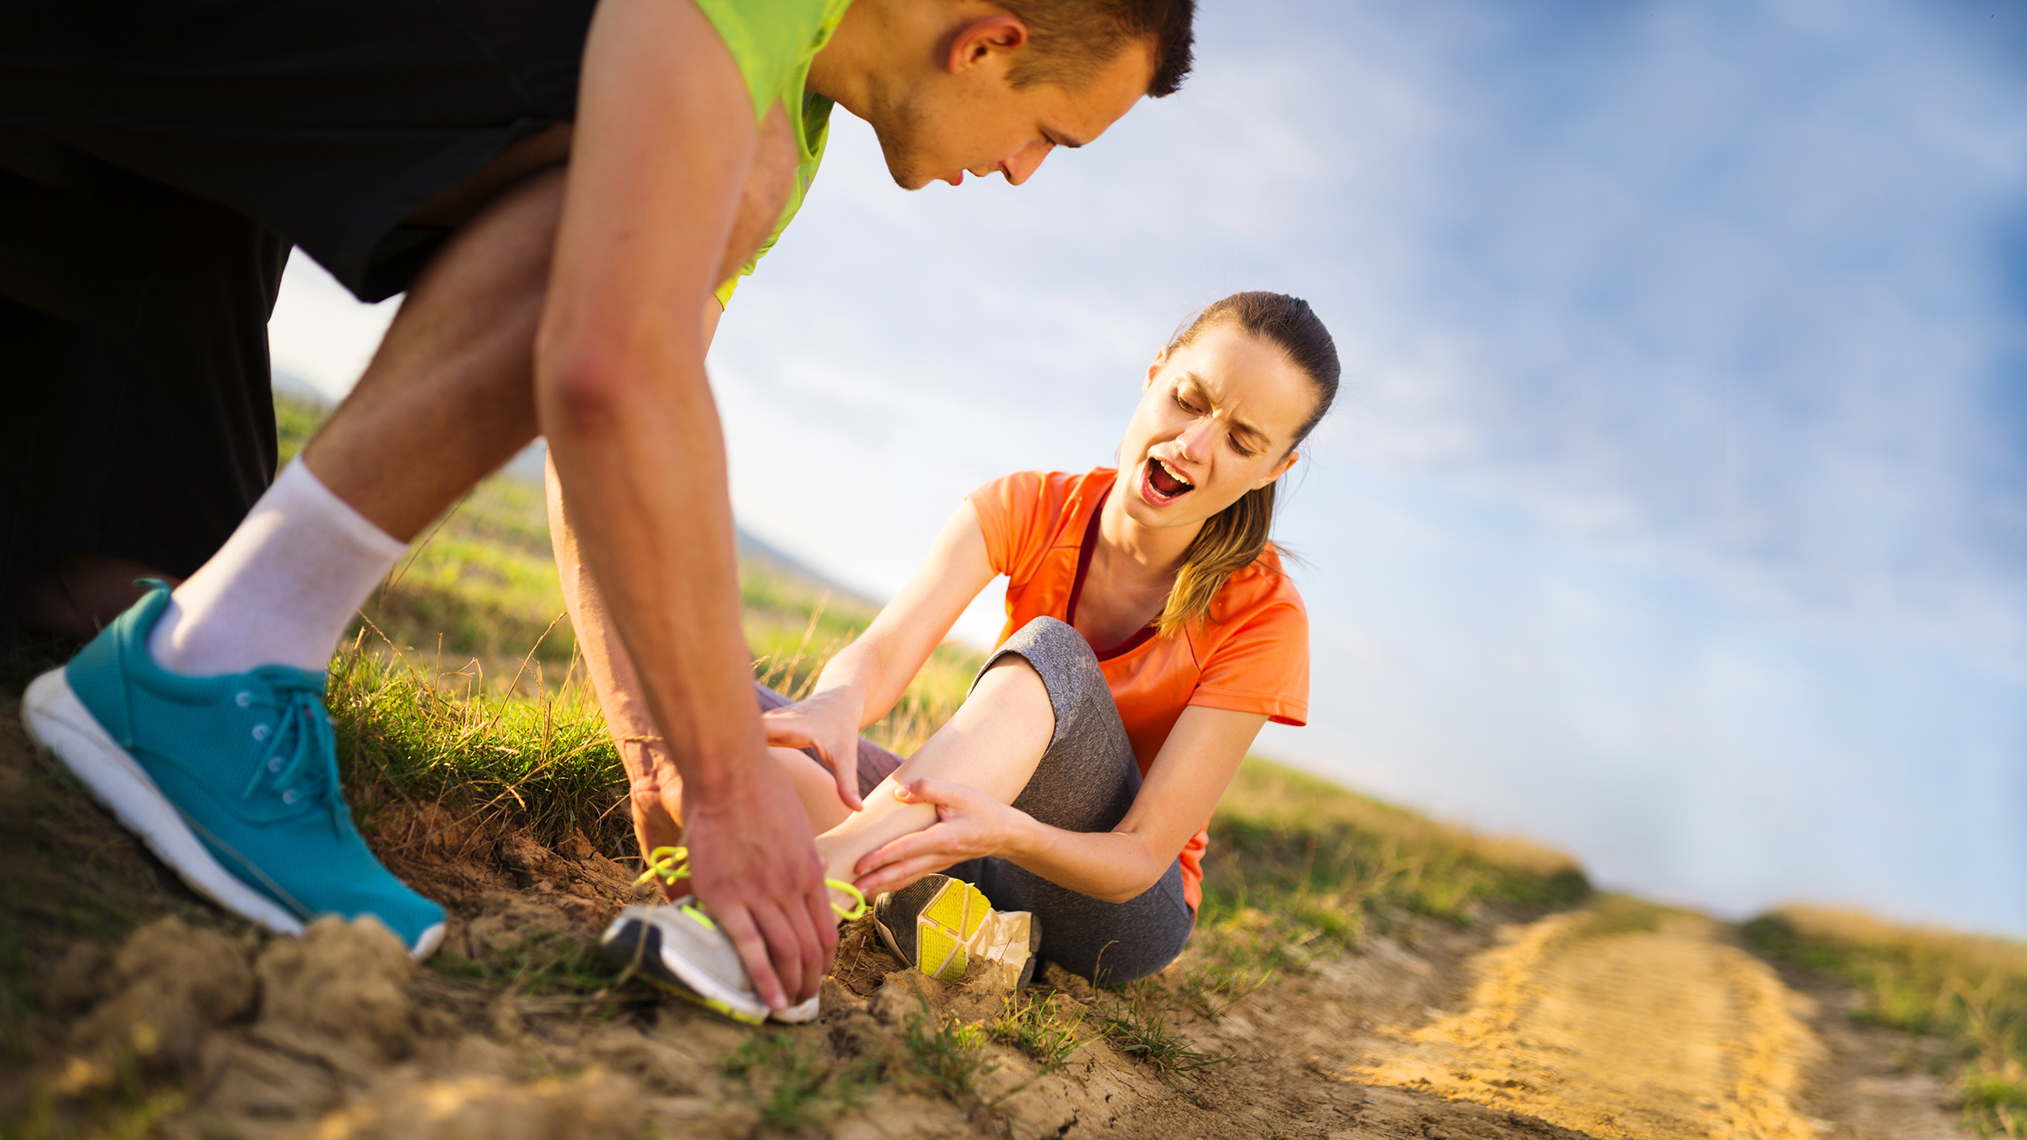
1154, 291, 1339, 637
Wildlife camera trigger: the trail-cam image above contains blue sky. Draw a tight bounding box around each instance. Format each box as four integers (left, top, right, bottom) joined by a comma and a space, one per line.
270, 0, 2027, 937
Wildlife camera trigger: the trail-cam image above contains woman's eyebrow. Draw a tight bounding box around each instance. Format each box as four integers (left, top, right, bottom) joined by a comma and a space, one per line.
1184, 373, 1270, 445
1227, 414, 1268, 445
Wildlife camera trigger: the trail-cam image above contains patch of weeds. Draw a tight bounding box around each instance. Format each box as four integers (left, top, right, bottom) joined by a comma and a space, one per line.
988, 993, 1091, 1073
1177, 957, 1275, 1021
905, 1003, 997, 1102
1201, 760, 1591, 940
1097, 981, 1228, 1082
327, 643, 634, 855
719, 1031, 876, 1133
433, 927, 614, 996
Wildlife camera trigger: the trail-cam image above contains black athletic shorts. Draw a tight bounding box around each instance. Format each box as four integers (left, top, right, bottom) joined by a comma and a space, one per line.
1, 0, 598, 303
0, 0, 597, 637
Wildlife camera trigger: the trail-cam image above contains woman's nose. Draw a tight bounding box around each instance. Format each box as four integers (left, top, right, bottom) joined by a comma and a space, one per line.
1177, 419, 1216, 461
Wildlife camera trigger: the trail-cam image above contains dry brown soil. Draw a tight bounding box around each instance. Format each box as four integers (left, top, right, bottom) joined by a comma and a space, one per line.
0, 690, 1971, 1139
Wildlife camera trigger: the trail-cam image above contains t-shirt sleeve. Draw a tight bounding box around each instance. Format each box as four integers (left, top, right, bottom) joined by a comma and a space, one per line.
691, 0, 836, 122
1188, 596, 1310, 727
967, 471, 1051, 585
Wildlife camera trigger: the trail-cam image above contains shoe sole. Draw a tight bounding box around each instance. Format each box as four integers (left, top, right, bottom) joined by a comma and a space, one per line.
874, 878, 1042, 987
600, 914, 768, 1025
22, 668, 445, 960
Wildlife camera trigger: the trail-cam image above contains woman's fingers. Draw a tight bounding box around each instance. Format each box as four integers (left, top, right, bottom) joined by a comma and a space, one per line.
856, 852, 962, 895
856, 823, 963, 877
760, 710, 814, 748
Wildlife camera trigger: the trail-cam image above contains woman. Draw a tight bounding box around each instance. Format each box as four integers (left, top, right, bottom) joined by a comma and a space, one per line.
600, 291, 1337, 1023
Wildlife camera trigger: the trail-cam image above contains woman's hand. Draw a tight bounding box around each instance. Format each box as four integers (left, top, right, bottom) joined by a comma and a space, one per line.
852, 778, 1027, 895
761, 685, 867, 810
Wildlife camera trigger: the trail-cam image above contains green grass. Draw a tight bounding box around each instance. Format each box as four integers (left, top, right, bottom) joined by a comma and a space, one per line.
903, 1003, 996, 1102
432, 925, 617, 997
1745, 907, 2027, 1138
1185, 758, 1591, 983
719, 1031, 877, 1132
328, 643, 631, 854
987, 993, 1092, 1074
1095, 980, 1227, 1082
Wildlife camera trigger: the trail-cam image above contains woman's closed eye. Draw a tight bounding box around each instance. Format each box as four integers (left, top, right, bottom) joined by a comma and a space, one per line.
1174, 388, 1258, 458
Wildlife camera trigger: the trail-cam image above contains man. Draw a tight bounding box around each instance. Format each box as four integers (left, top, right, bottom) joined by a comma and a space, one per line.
6, 0, 1195, 1017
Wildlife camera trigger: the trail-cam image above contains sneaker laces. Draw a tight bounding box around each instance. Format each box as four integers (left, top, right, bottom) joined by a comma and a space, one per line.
237, 677, 345, 832
638, 845, 868, 921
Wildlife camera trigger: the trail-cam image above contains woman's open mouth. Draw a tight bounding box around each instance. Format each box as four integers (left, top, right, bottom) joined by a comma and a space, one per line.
1140, 457, 1195, 506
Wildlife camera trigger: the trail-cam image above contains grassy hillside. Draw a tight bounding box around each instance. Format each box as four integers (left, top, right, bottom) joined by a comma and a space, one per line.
1747, 906, 2027, 1137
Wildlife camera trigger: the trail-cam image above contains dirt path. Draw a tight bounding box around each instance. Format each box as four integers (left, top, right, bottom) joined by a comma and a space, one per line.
1346, 902, 1966, 1140
0, 688, 1971, 1140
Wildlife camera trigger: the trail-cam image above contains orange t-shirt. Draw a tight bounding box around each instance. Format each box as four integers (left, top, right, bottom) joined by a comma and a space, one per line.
969, 467, 1310, 912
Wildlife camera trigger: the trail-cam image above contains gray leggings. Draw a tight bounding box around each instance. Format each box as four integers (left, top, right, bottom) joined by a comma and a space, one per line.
758, 617, 1195, 987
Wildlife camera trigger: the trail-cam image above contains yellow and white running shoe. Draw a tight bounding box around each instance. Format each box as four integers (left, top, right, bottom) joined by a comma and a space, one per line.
600, 846, 864, 1025
873, 874, 1040, 989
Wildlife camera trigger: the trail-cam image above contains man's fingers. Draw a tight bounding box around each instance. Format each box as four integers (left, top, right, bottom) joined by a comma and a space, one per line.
748, 900, 810, 1007
798, 885, 836, 1001
714, 904, 787, 1011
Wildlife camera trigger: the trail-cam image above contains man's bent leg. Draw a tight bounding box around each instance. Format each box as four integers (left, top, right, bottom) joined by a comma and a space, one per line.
149, 169, 563, 677
22, 168, 565, 957
304, 169, 561, 540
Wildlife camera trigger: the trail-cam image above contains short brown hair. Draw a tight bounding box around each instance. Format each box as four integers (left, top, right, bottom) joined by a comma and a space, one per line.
1155, 292, 1340, 637
1000, 0, 1197, 98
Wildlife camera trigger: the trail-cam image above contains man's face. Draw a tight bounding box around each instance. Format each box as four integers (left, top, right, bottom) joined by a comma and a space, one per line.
868, 35, 1156, 190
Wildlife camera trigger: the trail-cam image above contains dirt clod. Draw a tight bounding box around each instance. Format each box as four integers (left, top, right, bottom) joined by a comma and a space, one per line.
67, 915, 255, 1078
250, 915, 417, 1072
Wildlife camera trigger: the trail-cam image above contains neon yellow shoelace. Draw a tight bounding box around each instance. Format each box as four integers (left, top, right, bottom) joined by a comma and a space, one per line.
636, 845, 869, 923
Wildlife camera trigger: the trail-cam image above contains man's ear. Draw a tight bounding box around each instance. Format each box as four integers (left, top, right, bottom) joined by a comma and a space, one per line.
1254, 449, 1299, 489
1144, 348, 1168, 390
947, 16, 1029, 74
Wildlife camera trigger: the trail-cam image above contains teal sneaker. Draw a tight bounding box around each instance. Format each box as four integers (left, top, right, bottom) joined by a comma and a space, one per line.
20, 582, 444, 957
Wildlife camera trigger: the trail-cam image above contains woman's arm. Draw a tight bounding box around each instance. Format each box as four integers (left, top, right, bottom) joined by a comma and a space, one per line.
853, 704, 1268, 903
761, 500, 997, 807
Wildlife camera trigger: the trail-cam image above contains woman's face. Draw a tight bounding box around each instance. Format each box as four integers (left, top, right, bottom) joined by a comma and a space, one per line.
1116, 321, 1314, 533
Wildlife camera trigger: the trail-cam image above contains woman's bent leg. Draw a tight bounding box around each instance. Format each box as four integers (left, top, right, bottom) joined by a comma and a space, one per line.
949, 617, 1193, 985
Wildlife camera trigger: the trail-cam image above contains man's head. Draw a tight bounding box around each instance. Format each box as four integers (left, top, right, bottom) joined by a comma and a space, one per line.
815, 0, 1196, 190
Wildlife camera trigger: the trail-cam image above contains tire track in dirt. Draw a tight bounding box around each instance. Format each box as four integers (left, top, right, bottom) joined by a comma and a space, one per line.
1350, 905, 1826, 1139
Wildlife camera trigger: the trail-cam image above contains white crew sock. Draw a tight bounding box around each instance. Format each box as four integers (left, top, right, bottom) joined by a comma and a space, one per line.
149, 459, 410, 676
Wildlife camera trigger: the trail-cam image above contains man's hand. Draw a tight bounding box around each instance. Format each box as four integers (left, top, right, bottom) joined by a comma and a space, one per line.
681, 758, 839, 1009
851, 777, 1025, 896
761, 685, 867, 811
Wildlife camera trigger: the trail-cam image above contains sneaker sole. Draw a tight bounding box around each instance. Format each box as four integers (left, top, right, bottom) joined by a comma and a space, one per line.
599, 914, 768, 1025
22, 668, 445, 960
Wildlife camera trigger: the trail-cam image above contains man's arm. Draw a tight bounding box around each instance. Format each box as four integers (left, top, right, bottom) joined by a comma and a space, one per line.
535, 0, 830, 1012
545, 297, 722, 870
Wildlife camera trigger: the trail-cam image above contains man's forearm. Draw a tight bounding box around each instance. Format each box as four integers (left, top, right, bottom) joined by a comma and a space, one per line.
547, 299, 728, 806
546, 452, 670, 790
542, 362, 763, 804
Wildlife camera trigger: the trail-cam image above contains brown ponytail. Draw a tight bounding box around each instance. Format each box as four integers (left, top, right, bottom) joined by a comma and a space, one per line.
1154, 291, 1340, 637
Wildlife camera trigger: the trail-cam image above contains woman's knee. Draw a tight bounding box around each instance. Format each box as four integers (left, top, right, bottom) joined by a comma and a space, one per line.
985, 618, 1116, 751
